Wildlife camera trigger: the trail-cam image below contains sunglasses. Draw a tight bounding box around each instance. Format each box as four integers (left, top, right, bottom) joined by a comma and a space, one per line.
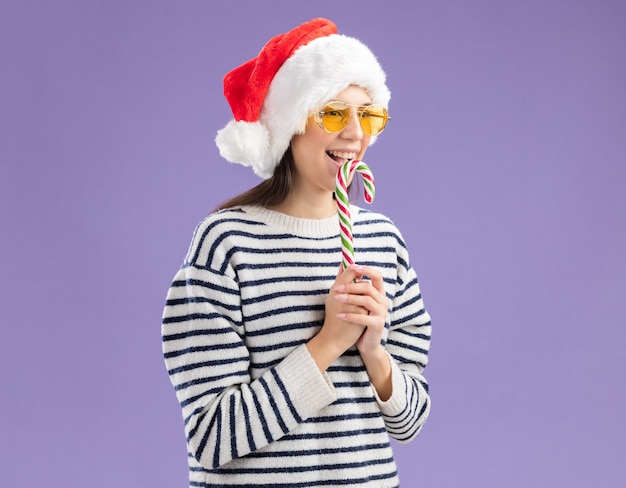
314, 101, 390, 136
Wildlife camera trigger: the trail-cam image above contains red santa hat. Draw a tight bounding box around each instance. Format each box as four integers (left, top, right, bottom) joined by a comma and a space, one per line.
215, 18, 391, 179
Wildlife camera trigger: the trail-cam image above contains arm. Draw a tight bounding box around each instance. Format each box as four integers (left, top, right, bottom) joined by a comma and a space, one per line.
319, 260, 431, 443
377, 264, 432, 443
162, 264, 337, 469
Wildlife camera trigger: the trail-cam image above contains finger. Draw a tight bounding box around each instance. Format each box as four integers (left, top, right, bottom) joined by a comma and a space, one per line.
335, 291, 385, 320
337, 311, 379, 326
341, 304, 370, 316
334, 265, 365, 286
358, 265, 386, 295
339, 281, 383, 303
334, 293, 370, 312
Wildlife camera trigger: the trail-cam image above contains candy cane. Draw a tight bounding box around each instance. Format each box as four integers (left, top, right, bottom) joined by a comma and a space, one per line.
335, 159, 375, 269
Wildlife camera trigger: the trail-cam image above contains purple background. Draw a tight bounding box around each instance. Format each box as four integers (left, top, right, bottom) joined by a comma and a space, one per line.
2, 1, 625, 486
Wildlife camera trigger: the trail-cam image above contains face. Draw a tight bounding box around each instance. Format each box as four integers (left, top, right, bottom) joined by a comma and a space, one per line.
290, 85, 372, 200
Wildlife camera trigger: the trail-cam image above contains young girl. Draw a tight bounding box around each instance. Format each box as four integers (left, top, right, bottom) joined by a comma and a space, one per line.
162, 18, 432, 487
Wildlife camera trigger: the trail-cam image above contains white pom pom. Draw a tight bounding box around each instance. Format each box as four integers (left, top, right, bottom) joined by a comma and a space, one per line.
215, 121, 272, 177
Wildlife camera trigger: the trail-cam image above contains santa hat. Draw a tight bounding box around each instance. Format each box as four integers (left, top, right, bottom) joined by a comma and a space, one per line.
215, 18, 390, 179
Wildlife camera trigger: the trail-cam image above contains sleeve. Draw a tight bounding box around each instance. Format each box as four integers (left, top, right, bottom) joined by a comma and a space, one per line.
162, 254, 337, 469
373, 240, 432, 443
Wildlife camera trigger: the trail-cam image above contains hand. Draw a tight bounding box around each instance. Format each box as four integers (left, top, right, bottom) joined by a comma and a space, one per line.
332, 265, 389, 357
307, 264, 390, 372
306, 264, 371, 371
334, 265, 393, 400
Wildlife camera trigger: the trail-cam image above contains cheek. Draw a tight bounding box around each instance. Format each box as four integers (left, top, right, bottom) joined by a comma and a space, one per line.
291, 125, 333, 155
358, 137, 371, 159
290, 134, 311, 161
291, 140, 314, 165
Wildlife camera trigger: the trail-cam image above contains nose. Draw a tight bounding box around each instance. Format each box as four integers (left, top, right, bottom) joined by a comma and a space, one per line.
340, 109, 364, 140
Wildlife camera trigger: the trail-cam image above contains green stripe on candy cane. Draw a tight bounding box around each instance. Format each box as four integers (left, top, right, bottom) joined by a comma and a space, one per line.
334, 160, 376, 269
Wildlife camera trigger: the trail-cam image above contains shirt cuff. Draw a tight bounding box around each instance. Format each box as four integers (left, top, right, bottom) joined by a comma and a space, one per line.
372, 352, 408, 417
274, 343, 337, 419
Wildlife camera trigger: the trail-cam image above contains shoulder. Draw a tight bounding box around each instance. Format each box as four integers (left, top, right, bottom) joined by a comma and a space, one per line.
354, 207, 414, 272
193, 206, 264, 235
184, 206, 266, 268
354, 207, 406, 243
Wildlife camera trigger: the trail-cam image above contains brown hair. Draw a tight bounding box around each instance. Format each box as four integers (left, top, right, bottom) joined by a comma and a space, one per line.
214, 146, 357, 213
214, 147, 295, 212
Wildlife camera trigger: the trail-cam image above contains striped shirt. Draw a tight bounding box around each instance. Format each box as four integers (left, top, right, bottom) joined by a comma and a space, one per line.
162, 205, 432, 487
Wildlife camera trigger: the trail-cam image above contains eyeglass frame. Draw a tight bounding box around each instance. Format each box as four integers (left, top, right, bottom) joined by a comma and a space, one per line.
313, 101, 391, 135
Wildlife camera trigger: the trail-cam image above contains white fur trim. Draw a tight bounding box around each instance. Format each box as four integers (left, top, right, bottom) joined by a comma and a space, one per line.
215, 120, 273, 178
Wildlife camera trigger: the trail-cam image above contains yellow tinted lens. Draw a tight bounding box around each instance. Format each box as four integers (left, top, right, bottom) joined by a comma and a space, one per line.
359, 106, 388, 135
320, 102, 350, 132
